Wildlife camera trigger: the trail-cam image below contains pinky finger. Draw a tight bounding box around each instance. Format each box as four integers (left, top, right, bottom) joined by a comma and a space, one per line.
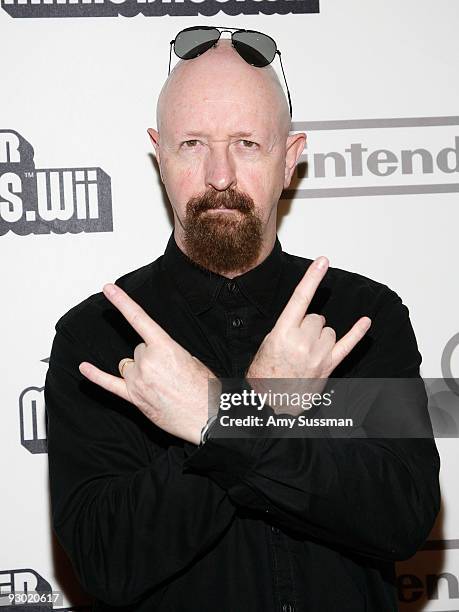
79, 361, 131, 403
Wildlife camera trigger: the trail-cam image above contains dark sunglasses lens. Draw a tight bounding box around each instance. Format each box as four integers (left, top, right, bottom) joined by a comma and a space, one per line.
232, 31, 276, 67
174, 27, 220, 60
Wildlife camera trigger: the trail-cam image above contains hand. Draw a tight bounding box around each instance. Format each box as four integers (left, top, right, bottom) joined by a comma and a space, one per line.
246, 257, 371, 414
78, 283, 220, 445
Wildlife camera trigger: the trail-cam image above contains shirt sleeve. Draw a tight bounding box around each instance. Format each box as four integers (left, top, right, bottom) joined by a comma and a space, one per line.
45, 319, 237, 608
182, 289, 441, 563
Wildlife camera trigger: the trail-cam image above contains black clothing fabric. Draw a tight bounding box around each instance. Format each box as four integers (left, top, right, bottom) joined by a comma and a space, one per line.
45, 231, 441, 612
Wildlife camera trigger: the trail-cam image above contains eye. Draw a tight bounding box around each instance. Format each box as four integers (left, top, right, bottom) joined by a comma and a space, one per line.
240, 140, 258, 149
182, 140, 200, 148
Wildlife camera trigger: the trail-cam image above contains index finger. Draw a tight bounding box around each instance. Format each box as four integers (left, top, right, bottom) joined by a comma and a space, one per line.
275, 256, 329, 330
103, 283, 169, 345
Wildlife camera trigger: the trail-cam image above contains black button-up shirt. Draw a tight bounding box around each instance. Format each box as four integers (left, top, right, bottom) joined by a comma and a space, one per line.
44, 231, 441, 612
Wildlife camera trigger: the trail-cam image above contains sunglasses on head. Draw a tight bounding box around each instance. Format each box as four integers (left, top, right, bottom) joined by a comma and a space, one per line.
168, 26, 293, 118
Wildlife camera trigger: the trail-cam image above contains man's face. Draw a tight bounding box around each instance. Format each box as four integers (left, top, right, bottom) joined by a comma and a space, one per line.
148, 42, 305, 276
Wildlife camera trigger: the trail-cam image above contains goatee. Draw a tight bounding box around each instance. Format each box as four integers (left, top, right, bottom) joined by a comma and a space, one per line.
183, 187, 264, 276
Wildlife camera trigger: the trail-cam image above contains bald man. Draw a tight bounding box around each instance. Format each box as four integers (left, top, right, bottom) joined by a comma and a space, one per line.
45, 36, 440, 612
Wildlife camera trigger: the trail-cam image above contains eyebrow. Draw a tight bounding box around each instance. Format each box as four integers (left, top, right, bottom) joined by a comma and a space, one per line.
180, 131, 257, 139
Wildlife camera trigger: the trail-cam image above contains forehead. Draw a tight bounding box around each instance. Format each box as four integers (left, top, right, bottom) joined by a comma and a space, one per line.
164, 96, 277, 141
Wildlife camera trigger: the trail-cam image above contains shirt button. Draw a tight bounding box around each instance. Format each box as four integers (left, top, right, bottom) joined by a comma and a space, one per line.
271, 526, 279, 534
226, 280, 237, 293
231, 317, 243, 328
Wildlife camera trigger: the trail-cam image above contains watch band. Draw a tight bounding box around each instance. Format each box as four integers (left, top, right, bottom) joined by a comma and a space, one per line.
199, 414, 218, 447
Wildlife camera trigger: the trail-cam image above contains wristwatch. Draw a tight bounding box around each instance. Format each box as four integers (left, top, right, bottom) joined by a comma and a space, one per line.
199, 414, 218, 447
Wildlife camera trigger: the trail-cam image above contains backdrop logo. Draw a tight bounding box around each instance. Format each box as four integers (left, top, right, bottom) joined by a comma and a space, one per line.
19, 387, 46, 454
0, 130, 112, 236
426, 332, 459, 438
397, 540, 459, 611
0, 568, 90, 610
19, 358, 49, 454
1, 0, 319, 18
0, 569, 53, 610
286, 116, 459, 199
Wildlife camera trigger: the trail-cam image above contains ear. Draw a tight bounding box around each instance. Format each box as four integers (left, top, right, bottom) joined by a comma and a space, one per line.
284, 132, 306, 189
147, 128, 163, 182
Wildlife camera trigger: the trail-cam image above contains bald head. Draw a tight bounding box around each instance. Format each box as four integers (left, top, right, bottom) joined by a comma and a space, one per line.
156, 38, 291, 140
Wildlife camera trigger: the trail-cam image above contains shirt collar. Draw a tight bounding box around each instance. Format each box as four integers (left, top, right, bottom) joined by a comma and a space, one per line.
161, 230, 284, 317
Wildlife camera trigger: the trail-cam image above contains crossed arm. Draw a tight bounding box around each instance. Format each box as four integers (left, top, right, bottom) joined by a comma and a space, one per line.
78, 257, 370, 443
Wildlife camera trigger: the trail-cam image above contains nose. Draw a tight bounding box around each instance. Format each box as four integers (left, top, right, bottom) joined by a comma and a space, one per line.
204, 143, 237, 192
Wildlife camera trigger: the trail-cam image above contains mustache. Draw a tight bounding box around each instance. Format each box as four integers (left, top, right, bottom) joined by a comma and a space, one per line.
187, 188, 254, 215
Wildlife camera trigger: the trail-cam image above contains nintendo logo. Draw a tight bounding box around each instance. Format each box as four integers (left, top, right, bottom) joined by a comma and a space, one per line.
287, 116, 459, 199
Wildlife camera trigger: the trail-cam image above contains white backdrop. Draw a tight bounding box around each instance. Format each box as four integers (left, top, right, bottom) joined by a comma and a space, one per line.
1, 0, 458, 609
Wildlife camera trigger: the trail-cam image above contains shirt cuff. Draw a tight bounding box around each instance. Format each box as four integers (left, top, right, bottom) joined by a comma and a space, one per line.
182, 378, 269, 489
